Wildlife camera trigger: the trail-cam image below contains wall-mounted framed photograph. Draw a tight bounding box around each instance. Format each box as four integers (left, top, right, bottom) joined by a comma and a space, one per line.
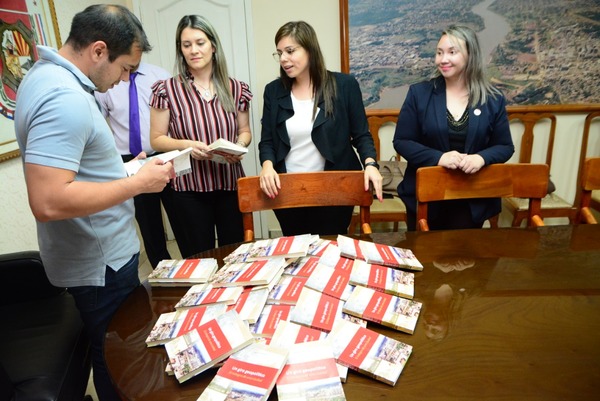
0, 0, 61, 162
339, 0, 600, 109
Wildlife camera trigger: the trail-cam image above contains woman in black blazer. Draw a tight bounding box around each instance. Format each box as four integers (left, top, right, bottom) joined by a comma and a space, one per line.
259, 21, 382, 236
393, 25, 514, 231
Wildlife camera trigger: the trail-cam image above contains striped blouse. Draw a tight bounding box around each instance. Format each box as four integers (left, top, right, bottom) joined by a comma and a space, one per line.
150, 75, 252, 192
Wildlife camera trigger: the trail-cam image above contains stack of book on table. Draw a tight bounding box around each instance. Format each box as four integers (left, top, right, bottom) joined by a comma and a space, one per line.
145, 233, 423, 399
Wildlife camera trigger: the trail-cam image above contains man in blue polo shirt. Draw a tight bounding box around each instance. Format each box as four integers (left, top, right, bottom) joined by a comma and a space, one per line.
14, 5, 173, 401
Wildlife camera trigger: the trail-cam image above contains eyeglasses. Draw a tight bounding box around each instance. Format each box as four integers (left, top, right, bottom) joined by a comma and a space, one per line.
272, 46, 301, 62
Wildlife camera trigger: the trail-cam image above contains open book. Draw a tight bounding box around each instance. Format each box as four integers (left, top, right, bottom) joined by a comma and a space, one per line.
124, 147, 192, 177
207, 138, 248, 164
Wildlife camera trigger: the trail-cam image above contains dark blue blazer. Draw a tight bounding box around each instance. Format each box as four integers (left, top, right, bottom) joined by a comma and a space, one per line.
392, 77, 515, 223
259, 72, 376, 172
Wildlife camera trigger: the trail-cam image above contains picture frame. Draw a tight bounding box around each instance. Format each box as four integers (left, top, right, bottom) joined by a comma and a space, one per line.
0, 0, 61, 163
339, 0, 600, 109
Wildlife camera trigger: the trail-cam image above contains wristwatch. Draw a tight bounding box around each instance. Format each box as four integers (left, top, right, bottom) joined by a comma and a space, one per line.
364, 161, 380, 170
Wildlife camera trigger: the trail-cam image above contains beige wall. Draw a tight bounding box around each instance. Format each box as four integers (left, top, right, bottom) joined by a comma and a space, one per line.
0, 0, 340, 253
1, 0, 598, 253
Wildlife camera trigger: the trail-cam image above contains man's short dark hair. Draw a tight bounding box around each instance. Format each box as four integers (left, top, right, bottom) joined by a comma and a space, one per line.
65, 4, 151, 62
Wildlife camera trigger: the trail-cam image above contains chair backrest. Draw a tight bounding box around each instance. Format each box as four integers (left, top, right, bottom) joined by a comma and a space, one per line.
237, 171, 373, 241
578, 157, 600, 224
416, 163, 549, 230
366, 109, 399, 159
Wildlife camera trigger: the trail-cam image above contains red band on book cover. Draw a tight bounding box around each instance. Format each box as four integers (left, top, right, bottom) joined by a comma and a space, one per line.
198, 318, 232, 360
178, 307, 207, 336
339, 326, 378, 366
281, 277, 307, 303
277, 358, 339, 385
173, 259, 199, 279
312, 294, 339, 331
375, 244, 397, 265
352, 239, 364, 259
368, 264, 387, 290
363, 290, 392, 322
219, 358, 279, 389
299, 257, 319, 275
233, 289, 250, 313
238, 260, 268, 282
335, 257, 354, 271
273, 236, 293, 255
264, 305, 291, 335
324, 270, 350, 298
295, 325, 324, 343
203, 287, 225, 304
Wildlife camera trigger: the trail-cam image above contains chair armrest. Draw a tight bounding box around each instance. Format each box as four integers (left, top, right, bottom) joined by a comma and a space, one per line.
0, 251, 64, 305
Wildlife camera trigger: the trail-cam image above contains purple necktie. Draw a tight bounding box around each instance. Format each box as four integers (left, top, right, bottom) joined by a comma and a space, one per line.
129, 72, 142, 156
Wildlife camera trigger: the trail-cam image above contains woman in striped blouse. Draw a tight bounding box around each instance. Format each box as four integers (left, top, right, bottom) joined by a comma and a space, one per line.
150, 15, 252, 257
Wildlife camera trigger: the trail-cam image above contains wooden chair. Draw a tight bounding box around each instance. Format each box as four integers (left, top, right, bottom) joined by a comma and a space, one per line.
582, 112, 600, 215
350, 109, 407, 233
237, 171, 373, 241
502, 111, 578, 226
577, 158, 600, 224
416, 164, 549, 231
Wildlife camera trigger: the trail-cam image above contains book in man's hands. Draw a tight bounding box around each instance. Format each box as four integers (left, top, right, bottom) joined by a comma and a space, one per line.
145, 303, 227, 347
327, 318, 413, 386
196, 342, 288, 401
174, 283, 243, 310
342, 285, 422, 334
349, 259, 415, 299
124, 147, 193, 177
164, 310, 255, 383
276, 340, 346, 401
147, 258, 218, 286
207, 138, 248, 164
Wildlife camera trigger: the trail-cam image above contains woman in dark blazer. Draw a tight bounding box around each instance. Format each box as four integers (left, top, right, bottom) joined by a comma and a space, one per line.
259, 21, 382, 236
393, 25, 514, 231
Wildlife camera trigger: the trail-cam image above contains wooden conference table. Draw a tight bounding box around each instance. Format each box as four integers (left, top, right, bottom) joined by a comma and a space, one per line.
105, 224, 600, 401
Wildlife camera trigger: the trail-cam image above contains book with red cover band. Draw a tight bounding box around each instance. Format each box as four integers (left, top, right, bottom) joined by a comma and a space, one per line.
349, 259, 415, 299
196, 342, 288, 401
227, 287, 269, 324
250, 304, 294, 339
145, 303, 227, 347
247, 234, 315, 261
342, 285, 422, 334
276, 340, 346, 401
148, 258, 218, 286
267, 275, 308, 305
174, 283, 243, 310
337, 235, 423, 272
210, 257, 285, 288
288, 287, 343, 333
304, 263, 353, 301
283, 256, 320, 277
327, 318, 413, 386
164, 310, 255, 383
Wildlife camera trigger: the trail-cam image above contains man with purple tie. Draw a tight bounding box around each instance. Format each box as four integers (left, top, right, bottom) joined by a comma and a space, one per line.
96, 62, 180, 268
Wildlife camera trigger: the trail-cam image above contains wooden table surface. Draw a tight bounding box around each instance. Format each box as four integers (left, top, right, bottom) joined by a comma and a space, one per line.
105, 224, 600, 401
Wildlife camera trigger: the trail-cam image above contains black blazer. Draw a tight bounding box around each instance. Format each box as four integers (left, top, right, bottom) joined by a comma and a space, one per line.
259, 72, 376, 172
393, 77, 515, 223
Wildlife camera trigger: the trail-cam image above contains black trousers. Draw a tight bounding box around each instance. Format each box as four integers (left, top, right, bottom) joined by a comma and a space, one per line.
406, 199, 484, 231
167, 190, 244, 258
274, 206, 353, 236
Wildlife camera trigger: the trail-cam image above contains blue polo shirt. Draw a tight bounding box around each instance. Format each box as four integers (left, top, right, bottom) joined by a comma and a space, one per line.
14, 45, 139, 287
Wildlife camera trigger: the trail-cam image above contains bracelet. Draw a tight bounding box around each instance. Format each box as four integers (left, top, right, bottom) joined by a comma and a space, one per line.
364, 161, 380, 170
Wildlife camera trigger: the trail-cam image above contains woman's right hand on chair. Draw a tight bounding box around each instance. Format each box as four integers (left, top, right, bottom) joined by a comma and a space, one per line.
259, 161, 280, 199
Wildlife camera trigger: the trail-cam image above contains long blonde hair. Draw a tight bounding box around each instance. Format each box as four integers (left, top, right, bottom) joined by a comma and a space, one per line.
432, 25, 501, 106
174, 15, 235, 112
